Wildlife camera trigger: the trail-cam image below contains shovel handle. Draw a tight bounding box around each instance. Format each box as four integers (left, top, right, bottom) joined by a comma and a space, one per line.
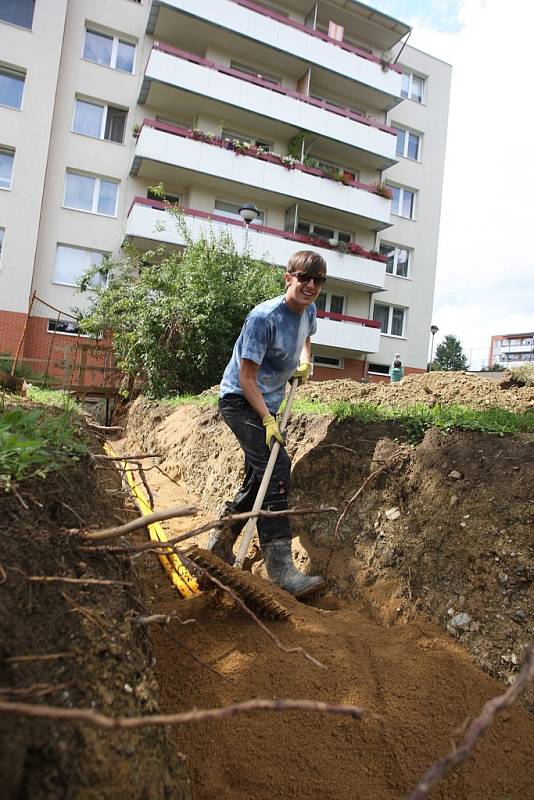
233, 379, 300, 569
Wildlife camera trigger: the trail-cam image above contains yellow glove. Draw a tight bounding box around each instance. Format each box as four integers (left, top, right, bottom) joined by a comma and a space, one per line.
262, 414, 285, 450
292, 361, 312, 385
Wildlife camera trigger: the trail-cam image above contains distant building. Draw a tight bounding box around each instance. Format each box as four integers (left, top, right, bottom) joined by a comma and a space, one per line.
489, 333, 534, 367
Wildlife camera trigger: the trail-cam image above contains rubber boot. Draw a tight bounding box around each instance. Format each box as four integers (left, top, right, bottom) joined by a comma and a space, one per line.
263, 539, 325, 599
206, 503, 239, 565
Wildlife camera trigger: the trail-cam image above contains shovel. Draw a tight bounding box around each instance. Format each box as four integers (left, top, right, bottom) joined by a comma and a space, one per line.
233, 378, 300, 569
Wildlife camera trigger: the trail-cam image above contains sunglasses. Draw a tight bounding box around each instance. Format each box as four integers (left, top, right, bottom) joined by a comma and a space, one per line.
290, 272, 326, 287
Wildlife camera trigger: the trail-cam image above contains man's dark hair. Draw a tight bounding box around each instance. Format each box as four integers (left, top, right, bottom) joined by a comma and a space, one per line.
393, 358, 402, 368
286, 250, 327, 276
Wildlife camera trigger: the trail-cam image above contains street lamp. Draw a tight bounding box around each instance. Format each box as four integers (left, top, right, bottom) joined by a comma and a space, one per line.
428, 324, 439, 372
239, 203, 259, 249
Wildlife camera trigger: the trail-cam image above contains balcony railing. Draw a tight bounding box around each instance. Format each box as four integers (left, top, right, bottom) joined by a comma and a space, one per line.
138, 119, 391, 199
317, 310, 381, 329
127, 196, 387, 265
151, 42, 397, 137
231, 0, 402, 74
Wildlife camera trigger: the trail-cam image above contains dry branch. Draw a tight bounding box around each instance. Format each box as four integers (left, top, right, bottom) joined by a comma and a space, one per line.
0, 697, 364, 728
405, 642, 534, 800
84, 504, 198, 541
325, 451, 408, 575
133, 462, 154, 510
87, 423, 124, 431
93, 453, 161, 461
132, 613, 196, 627
6, 652, 75, 664
28, 576, 132, 587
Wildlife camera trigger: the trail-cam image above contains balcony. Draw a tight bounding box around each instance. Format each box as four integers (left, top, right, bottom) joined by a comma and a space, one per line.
140, 44, 398, 170
126, 197, 387, 291
147, 0, 404, 111
315, 312, 381, 353
131, 121, 392, 231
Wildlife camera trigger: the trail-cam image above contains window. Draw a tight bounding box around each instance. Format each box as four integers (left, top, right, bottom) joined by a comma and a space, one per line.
0, 66, 25, 110
53, 244, 108, 288
214, 199, 265, 225
368, 363, 390, 375
401, 72, 425, 103
0, 0, 34, 29
47, 319, 89, 337
147, 188, 180, 205
0, 227, 4, 260
73, 99, 127, 143
373, 302, 406, 337
388, 184, 416, 219
221, 129, 272, 151
230, 60, 281, 85
312, 156, 359, 183
393, 126, 420, 160
64, 171, 119, 216
297, 220, 351, 244
0, 147, 14, 189
313, 354, 343, 369
379, 242, 410, 278
83, 29, 136, 74
315, 292, 345, 315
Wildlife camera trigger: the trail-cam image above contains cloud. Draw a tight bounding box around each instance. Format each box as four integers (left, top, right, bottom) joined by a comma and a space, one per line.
393, 0, 534, 367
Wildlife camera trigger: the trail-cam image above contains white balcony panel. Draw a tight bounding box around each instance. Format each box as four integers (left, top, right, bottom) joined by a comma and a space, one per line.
314, 316, 381, 354
159, 0, 403, 106
134, 127, 391, 228
126, 202, 387, 291
146, 50, 397, 165
497, 344, 533, 354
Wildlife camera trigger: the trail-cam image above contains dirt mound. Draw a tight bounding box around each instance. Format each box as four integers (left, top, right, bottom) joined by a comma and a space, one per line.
122, 400, 534, 799
0, 428, 189, 799
299, 370, 534, 413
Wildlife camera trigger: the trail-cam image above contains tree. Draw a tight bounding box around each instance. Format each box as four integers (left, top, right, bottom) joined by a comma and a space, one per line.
434, 334, 469, 371
77, 218, 284, 397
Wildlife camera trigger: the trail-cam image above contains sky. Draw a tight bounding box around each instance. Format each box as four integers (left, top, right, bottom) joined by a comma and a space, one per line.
372, 0, 534, 368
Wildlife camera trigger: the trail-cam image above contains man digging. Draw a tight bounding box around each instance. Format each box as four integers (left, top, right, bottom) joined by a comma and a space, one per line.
208, 251, 327, 598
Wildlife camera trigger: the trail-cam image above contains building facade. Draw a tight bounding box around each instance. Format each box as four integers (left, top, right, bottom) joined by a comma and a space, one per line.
489, 333, 534, 368
0, 0, 451, 382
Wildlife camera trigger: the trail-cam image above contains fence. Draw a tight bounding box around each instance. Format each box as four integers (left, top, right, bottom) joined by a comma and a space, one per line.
8, 292, 123, 397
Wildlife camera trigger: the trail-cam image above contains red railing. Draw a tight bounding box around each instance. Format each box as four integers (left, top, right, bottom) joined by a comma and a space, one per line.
140, 118, 391, 198
317, 310, 381, 329
231, 0, 403, 74
128, 196, 387, 264
152, 42, 396, 136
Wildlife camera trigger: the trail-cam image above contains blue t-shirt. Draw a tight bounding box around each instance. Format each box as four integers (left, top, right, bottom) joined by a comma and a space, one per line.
219, 295, 317, 414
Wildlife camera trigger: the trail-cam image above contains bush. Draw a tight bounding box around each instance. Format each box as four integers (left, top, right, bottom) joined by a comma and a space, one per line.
78, 220, 284, 398
509, 363, 534, 386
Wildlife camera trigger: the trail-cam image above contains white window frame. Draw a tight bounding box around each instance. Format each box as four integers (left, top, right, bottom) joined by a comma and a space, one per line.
53, 244, 109, 289
312, 354, 344, 369
72, 98, 128, 144
401, 71, 425, 103
373, 302, 406, 338
297, 220, 352, 244
47, 319, 91, 337
379, 241, 412, 279
63, 170, 119, 216
230, 60, 281, 85
221, 129, 273, 152
392, 125, 421, 161
367, 363, 390, 376
214, 199, 266, 225
0, 227, 4, 262
387, 184, 416, 220
0, 65, 26, 110
83, 28, 136, 74
315, 291, 346, 316
0, 146, 15, 190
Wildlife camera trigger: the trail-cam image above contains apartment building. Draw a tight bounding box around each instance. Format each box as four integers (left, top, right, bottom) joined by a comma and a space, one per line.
489, 332, 534, 368
0, 0, 451, 382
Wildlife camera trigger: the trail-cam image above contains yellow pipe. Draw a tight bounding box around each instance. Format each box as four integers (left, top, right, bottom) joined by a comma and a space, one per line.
104, 442, 199, 599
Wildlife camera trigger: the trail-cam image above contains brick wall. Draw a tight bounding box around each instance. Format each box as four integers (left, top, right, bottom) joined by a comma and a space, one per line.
311, 356, 366, 382
0, 310, 27, 356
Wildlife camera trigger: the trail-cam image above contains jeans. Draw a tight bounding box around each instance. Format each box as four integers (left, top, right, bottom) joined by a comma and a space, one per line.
218, 394, 291, 548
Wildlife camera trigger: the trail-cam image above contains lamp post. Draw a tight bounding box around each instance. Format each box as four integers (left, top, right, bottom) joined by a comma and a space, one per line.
239, 203, 259, 249
428, 324, 439, 372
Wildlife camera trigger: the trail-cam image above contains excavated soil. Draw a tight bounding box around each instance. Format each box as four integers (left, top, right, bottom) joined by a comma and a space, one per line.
123, 373, 534, 798
0, 414, 190, 800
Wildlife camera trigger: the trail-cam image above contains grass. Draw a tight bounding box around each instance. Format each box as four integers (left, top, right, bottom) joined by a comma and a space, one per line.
0, 393, 88, 492
26, 386, 81, 411
164, 392, 534, 442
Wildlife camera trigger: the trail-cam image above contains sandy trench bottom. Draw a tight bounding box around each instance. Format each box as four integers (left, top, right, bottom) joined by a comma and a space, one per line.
129, 447, 534, 800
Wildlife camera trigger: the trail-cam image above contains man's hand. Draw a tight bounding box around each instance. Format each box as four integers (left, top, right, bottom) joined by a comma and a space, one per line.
262, 414, 285, 450
292, 361, 312, 385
